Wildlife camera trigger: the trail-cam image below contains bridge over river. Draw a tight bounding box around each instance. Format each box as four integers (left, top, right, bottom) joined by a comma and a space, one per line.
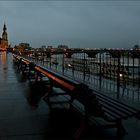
0, 51, 140, 139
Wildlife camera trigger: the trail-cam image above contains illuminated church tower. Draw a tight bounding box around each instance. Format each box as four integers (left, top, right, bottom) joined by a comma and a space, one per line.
0, 23, 8, 51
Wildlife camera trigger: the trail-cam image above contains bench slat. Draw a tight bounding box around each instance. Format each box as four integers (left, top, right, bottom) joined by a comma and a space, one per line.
97, 96, 136, 117
99, 100, 132, 119
93, 92, 139, 114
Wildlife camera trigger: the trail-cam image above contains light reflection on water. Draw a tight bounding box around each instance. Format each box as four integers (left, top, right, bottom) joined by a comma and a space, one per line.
0, 52, 17, 84
0, 52, 8, 83
0, 51, 7, 65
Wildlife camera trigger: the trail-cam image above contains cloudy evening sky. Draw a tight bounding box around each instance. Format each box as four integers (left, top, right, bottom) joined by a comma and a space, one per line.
0, 1, 140, 49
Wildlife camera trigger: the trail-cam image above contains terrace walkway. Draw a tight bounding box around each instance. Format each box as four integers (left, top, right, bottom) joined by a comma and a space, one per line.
0, 52, 140, 139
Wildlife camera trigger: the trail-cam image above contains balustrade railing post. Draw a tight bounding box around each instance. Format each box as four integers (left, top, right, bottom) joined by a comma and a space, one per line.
72, 57, 74, 77
62, 52, 64, 74
42, 50, 44, 65
49, 53, 51, 68
55, 53, 58, 70
83, 52, 86, 81
117, 52, 120, 99
99, 52, 102, 89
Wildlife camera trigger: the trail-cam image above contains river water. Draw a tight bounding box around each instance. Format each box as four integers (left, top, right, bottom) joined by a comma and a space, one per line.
0, 52, 14, 83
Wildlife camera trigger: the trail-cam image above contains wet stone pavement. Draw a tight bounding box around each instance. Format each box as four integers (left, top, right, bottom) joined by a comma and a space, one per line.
0, 52, 140, 140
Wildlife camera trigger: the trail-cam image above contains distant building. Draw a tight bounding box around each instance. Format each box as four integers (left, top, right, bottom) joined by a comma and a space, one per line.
14, 43, 31, 52
0, 23, 8, 51
18, 43, 30, 48
58, 45, 68, 49
41, 45, 46, 49
47, 46, 53, 49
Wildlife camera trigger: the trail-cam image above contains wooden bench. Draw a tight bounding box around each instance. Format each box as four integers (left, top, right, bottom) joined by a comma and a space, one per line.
12, 54, 140, 138
89, 90, 140, 136
13, 55, 31, 72
13, 55, 39, 80
13, 54, 102, 115
34, 65, 140, 137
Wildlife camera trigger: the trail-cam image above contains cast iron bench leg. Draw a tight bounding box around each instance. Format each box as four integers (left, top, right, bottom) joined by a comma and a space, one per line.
116, 119, 126, 137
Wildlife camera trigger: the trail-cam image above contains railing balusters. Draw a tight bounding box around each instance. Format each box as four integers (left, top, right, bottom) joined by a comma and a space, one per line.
13, 48, 140, 101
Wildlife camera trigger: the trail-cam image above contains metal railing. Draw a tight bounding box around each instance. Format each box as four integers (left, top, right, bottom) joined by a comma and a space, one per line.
13, 49, 140, 101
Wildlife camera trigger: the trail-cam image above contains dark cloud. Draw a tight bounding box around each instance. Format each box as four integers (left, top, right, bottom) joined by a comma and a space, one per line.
0, 1, 140, 48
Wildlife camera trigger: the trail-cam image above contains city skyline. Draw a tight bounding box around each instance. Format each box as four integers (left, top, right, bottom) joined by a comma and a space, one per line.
0, 1, 140, 49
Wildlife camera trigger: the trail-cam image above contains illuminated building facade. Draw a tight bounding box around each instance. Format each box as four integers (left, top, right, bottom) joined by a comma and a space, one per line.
0, 23, 8, 51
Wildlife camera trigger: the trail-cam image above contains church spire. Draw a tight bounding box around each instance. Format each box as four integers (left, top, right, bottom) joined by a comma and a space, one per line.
2, 22, 7, 40
3, 22, 7, 32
